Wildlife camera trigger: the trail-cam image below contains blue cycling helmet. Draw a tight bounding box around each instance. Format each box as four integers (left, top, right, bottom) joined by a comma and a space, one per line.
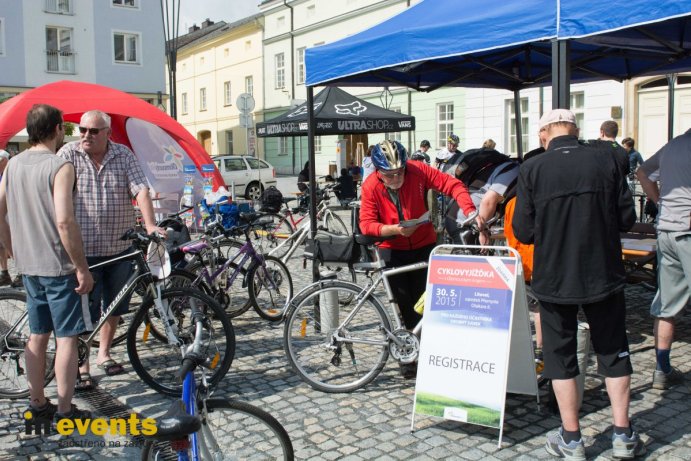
371, 140, 407, 170
447, 133, 460, 145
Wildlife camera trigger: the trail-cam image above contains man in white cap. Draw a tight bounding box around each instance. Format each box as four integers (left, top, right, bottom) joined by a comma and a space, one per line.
513, 109, 643, 460
0, 150, 10, 285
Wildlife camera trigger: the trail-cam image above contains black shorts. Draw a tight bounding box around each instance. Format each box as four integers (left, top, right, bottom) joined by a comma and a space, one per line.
539, 291, 633, 380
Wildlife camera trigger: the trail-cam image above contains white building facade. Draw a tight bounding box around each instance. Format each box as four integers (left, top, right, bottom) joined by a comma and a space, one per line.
0, 0, 165, 150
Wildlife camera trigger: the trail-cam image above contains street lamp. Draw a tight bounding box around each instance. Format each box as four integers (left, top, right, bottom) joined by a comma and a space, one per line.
161, 0, 180, 119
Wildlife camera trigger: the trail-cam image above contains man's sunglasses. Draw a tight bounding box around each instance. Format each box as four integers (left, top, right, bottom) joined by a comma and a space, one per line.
379, 167, 405, 178
78, 126, 108, 135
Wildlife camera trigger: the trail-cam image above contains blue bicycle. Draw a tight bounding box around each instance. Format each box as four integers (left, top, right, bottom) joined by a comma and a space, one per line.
142, 308, 294, 460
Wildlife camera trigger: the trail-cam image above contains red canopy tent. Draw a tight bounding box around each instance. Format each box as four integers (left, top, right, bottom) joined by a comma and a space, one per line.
0, 81, 224, 193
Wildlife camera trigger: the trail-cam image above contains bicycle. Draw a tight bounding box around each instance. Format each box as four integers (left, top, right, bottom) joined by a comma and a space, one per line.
0, 230, 235, 398
258, 184, 349, 259
141, 315, 294, 461
176, 212, 293, 322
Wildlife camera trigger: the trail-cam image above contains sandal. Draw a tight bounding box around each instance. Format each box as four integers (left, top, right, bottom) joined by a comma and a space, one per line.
75, 372, 96, 392
97, 359, 126, 376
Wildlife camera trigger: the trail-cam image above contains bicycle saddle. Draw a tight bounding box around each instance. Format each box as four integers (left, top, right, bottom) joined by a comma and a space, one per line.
149, 400, 202, 441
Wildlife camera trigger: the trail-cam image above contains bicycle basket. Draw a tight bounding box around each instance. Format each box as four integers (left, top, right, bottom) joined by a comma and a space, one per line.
146, 241, 171, 279
304, 230, 360, 265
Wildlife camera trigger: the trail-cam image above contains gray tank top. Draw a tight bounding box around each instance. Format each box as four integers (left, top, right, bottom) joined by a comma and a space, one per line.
5, 150, 76, 276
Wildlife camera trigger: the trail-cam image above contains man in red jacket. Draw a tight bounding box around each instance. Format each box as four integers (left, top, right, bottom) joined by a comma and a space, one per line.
359, 140, 482, 377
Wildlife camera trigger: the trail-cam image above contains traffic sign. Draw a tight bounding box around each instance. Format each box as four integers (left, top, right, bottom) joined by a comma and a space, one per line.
236, 93, 255, 113
239, 113, 253, 128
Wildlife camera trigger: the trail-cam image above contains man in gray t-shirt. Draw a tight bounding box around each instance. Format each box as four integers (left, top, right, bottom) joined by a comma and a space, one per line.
637, 128, 691, 390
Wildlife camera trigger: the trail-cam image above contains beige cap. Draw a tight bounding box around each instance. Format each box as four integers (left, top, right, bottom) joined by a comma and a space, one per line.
538, 109, 577, 130
0, 150, 9, 160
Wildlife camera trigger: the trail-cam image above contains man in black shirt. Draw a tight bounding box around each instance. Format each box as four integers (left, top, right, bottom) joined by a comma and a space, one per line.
591, 120, 629, 176
513, 109, 642, 460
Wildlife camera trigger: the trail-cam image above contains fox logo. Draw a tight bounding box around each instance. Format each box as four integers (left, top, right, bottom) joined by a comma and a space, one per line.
287, 102, 323, 118
335, 101, 367, 116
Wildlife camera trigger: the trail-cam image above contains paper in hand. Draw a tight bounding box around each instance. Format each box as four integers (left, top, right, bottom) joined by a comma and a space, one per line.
400, 211, 430, 228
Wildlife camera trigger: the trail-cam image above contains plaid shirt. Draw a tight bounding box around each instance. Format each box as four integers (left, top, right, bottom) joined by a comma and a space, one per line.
58, 140, 148, 256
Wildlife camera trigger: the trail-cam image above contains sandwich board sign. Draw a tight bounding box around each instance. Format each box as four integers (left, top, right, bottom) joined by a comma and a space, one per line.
411, 245, 537, 447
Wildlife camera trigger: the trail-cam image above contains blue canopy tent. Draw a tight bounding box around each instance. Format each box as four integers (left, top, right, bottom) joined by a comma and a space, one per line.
300, 0, 691, 279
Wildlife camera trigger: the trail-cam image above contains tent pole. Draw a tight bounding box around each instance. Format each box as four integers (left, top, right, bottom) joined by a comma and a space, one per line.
667, 74, 676, 141
551, 40, 571, 109
307, 86, 319, 283
513, 90, 523, 159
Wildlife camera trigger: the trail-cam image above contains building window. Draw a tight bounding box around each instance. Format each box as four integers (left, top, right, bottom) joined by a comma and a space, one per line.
390, 107, 403, 143
245, 40, 251, 50
199, 88, 207, 111
297, 47, 305, 85
225, 130, 234, 155
45, 26, 75, 73
224, 48, 229, 57
277, 16, 285, 28
0, 18, 5, 56
113, 32, 140, 64
245, 76, 253, 96
278, 137, 289, 156
315, 136, 322, 154
223, 81, 232, 106
505, 98, 529, 156
437, 103, 454, 148
112, 0, 138, 7
45, 0, 73, 14
570, 92, 585, 130
306, 4, 316, 19
181, 92, 188, 114
274, 53, 285, 89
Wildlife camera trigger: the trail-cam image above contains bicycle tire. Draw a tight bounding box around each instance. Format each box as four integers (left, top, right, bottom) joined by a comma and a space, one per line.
127, 287, 235, 396
248, 256, 293, 322
322, 209, 348, 235
255, 213, 295, 259
184, 259, 252, 319
283, 280, 391, 393
0, 290, 56, 399
141, 399, 294, 461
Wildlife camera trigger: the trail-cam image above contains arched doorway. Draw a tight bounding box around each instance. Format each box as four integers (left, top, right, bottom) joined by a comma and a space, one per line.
198, 130, 212, 155
636, 75, 691, 157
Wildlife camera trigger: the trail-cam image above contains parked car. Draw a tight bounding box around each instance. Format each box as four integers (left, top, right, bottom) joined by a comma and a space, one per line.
213, 155, 277, 200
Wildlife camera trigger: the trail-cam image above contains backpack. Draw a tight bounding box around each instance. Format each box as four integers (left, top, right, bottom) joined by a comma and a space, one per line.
455, 149, 516, 191
260, 186, 283, 213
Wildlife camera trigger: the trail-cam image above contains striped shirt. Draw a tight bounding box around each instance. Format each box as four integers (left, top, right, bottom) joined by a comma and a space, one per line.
58, 141, 148, 257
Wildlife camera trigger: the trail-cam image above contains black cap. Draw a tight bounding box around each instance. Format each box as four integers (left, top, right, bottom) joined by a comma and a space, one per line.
420, 140, 431, 148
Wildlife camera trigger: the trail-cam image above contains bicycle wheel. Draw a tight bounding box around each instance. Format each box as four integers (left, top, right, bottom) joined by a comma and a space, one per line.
141, 399, 294, 461
284, 280, 391, 393
127, 287, 235, 396
255, 213, 295, 259
322, 209, 348, 235
0, 290, 56, 399
248, 256, 293, 322
184, 259, 252, 319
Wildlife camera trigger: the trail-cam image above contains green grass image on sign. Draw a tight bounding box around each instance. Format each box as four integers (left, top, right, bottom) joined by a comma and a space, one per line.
415, 391, 501, 428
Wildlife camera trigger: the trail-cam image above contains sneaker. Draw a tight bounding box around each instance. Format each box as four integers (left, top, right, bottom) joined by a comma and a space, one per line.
545, 428, 586, 461
0, 272, 11, 286
26, 398, 58, 421
55, 404, 92, 423
612, 429, 646, 459
652, 367, 684, 390
399, 362, 418, 380
10, 275, 23, 288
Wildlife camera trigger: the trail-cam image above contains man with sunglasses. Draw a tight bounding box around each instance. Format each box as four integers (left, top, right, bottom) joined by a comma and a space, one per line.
359, 140, 483, 378
58, 110, 166, 390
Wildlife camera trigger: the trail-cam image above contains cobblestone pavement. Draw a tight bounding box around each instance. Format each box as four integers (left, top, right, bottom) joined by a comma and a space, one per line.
1, 207, 690, 460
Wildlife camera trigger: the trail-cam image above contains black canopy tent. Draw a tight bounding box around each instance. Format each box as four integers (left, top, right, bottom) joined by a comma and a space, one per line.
256, 87, 415, 137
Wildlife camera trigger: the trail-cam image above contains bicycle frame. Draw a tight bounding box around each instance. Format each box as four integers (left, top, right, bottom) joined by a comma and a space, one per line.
82, 247, 181, 346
